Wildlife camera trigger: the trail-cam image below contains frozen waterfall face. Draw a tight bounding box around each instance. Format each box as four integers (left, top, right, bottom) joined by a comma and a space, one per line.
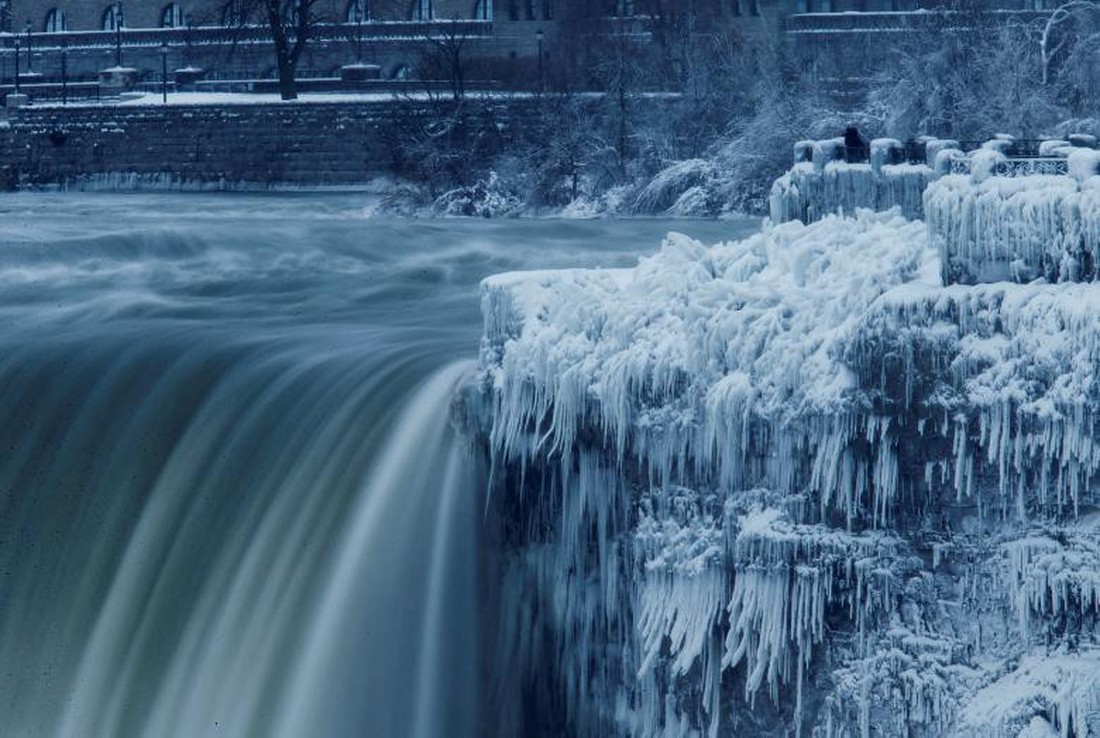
471, 163, 1100, 736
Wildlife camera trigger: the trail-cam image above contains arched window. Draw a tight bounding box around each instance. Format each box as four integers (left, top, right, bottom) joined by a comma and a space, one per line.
392, 62, 413, 79
43, 7, 66, 31
102, 4, 118, 29
346, 0, 369, 22
161, 2, 184, 27
410, 0, 431, 19
473, 0, 490, 20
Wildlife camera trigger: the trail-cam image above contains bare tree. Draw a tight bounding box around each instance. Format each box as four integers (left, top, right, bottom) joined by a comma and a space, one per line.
1039, 0, 1099, 84
421, 18, 470, 101
262, 0, 319, 100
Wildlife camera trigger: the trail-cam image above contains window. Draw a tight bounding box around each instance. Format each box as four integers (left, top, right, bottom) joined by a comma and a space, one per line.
473, 0, 491, 19
613, 0, 635, 15
161, 2, 184, 27
732, 0, 741, 16
102, 4, 118, 29
748, 0, 759, 15
410, 0, 431, 19
222, 0, 243, 25
43, 7, 66, 31
347, 0, 369, 22
542, 0, 552, 19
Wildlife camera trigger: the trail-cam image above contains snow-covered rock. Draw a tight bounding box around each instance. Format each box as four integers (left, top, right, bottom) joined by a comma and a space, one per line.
472, 209, 1100, 737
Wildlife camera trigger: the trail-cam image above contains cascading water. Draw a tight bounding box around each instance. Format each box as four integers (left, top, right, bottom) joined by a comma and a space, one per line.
0, 192, 746, 737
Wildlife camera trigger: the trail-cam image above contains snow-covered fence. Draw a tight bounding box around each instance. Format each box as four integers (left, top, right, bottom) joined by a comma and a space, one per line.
772, 134, 1100, 227
770, 137, 940, 224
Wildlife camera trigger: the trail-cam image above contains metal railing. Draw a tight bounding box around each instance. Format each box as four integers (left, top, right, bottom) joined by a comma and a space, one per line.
0, 19, 493, 52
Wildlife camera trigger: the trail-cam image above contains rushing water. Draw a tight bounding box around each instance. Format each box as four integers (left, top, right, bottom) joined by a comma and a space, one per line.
0, 192, 755, 738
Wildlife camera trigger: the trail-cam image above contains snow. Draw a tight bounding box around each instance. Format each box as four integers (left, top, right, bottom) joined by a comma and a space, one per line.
926, 173, 1100, 284
481, 210, 930, 524
959, 651, 1100, 738
770, 161, 932, 224
474, 166, 1100, 736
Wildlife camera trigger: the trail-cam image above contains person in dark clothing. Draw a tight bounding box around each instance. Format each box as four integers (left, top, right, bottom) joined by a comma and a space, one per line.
844, 125, 868, 163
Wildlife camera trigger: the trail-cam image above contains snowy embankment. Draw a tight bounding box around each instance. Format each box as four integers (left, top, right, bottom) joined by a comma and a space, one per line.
471, 209, 1100, 737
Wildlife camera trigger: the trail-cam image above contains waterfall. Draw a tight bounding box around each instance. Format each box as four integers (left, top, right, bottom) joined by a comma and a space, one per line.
0, 330, 484, 738
275, 361, 483, 738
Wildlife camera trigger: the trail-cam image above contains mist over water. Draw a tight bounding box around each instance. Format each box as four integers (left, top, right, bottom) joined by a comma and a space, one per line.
0, 192, 754, 737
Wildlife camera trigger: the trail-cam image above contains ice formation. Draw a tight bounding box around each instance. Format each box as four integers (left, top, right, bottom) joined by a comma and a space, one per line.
770, 138, 934, 224
472, 159, 1100, 735
927, 171, 1100, 284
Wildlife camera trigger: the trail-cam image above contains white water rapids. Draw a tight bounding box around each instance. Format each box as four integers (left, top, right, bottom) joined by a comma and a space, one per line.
0, 192, 751, 737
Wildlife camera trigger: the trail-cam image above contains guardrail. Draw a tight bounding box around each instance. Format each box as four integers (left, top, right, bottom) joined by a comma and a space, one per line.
785, 9, 1047, 34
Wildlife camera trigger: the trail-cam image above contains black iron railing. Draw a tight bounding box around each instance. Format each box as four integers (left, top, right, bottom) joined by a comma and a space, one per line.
0, 20, 493, 52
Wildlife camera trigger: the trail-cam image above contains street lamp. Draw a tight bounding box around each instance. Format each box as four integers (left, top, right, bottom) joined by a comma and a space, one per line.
160, 41, 168, 103
536, 28, 544, 92
114, 4, 124, 67
60, 38, 67, 104
184, 13, 192, 67
355, 3, 363, 63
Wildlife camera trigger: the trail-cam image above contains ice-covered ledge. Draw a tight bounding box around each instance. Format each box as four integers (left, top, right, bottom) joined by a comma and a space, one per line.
472, 209, 1100, 737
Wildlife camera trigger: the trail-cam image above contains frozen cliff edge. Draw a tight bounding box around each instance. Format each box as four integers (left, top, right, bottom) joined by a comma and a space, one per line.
468, 210, 1100, 737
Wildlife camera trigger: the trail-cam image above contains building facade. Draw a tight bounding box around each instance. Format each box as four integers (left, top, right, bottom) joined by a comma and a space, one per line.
0, 0, 1059, 92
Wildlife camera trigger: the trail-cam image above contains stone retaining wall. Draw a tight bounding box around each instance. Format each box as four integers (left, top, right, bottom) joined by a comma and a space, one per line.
0, 98, 532, 189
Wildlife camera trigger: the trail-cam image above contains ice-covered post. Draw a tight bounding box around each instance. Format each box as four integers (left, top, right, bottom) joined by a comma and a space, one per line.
794, 140, 813, 165
870, 139, 903, 176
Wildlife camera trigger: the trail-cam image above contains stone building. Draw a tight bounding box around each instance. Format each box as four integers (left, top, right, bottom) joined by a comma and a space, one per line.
0, 0, 1059, 93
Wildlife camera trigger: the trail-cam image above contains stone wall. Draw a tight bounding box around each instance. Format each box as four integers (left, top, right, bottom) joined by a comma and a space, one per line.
0, 98, 531, 189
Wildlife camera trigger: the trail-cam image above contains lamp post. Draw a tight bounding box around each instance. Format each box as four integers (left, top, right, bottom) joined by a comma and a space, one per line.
355, 3, 363, 63
114, 4, 123, 67
160, 41, 168, 103
184, 13, 192, 67
60, 38, 67, 104
536, 28, 544, 92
